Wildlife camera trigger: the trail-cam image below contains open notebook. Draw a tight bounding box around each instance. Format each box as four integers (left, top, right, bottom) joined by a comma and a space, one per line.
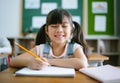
14, 66, 75, 77
79, 65, 120, 83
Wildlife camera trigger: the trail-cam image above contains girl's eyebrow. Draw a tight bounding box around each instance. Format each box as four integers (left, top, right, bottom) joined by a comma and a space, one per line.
62, 21, 69, 24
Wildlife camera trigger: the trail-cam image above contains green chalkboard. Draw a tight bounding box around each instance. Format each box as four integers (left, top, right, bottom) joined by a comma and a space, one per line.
21, 0, 83, 34
88, 0, 114, 35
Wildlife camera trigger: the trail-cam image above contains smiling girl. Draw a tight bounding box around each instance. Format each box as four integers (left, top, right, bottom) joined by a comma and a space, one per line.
10, 8, 88, 70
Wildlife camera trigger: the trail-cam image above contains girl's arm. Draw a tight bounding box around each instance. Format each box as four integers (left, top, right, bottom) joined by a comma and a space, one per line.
10, 48, 45, 70
48, 46, 88, 70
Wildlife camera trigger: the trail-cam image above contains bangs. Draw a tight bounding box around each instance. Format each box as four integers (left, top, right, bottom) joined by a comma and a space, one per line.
46, 9, 72, 26
48, 13, 63, 25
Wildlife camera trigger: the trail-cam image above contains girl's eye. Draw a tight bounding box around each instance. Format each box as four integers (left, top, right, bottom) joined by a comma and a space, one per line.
63, 25, 67, 27
62, 25, 68, 28
50, 25, 57, 28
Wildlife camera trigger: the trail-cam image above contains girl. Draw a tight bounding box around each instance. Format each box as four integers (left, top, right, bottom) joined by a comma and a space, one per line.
10, 8, 88, 70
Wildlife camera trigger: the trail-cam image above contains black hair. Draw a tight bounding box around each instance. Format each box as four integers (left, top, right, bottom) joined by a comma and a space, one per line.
72, 21, 88, 55
35, 8, 88, 55
46, 8, 73, 27
35, 24, 46, 45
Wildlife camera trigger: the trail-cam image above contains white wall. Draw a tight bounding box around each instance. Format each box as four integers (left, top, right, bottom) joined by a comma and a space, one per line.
0, 0, 20, 37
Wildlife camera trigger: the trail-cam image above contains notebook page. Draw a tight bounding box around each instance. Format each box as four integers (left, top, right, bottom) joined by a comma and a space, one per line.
79, 65, 120, 83
14, 66, 75, 77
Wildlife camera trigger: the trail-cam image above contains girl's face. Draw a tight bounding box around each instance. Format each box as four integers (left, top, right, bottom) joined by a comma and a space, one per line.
46, 16, 73, 44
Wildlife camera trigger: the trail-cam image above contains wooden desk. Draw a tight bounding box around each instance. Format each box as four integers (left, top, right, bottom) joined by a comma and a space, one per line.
0, 67, 100, 83
88, 53, 109, 66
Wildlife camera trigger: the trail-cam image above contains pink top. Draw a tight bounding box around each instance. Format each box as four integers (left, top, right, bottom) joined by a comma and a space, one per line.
36, 43, 83, 59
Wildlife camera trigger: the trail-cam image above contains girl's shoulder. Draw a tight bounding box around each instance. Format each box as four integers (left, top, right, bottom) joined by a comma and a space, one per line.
74, 43, 83, 48
73, 43, 83, 51
36, 44, 45, 48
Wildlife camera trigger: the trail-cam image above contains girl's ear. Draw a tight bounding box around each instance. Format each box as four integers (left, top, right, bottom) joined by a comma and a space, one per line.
70, 27, 74, 39
70, 27, 74, 35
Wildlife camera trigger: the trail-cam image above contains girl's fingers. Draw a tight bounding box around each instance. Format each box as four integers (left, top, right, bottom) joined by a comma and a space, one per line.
36, 58, 50, 66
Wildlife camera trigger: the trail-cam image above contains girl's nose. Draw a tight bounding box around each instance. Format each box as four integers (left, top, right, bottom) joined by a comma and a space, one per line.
56, 25, 63, 32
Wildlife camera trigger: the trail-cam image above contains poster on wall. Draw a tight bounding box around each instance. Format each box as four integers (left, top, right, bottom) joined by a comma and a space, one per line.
62, 0, 78, 9
92, 2, 108, 13
94, 15, 106, 32
41, 3, 57, 14
25, 0, 40, 9
32, 16, 46, 28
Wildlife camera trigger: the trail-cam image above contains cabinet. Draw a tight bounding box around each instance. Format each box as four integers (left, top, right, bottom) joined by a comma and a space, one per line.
8, 37, 120, 66
8, 37, 35, 56
86, 37, 120, 66
14, 37, 35, 55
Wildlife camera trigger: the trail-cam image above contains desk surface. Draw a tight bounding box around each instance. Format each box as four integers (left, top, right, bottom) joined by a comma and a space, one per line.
0, 67, 100, 83
88, 53, 109, 60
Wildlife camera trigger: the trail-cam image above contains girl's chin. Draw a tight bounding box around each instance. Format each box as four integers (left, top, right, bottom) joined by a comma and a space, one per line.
53, 41, 66, 44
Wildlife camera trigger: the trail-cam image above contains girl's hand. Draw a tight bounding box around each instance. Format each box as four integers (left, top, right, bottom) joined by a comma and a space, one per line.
27, 58, 49, 70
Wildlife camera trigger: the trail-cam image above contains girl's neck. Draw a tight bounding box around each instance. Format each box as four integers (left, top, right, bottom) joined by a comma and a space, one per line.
51, 42, 67, 56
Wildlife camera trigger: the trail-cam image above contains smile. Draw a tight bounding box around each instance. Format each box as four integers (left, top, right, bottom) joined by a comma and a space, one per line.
55, 35, 64, 39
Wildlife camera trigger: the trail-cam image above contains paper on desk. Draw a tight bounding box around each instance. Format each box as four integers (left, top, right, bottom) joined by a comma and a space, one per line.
14, 66, 75, 77
79, 65, 120, 83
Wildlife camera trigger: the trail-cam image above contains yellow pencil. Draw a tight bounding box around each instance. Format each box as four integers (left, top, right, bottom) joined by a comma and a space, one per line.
15, 42, 46, 62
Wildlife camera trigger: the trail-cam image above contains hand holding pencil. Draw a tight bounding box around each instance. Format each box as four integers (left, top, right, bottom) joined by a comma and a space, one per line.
15, 42, 50, 67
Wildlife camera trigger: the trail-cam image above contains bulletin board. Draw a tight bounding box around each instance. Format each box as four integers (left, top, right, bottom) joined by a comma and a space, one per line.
21, 0, 83, 34
88, 0, 114, 35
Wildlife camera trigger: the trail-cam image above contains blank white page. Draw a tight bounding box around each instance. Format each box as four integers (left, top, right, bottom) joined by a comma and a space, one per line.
79, 65, 120, 83
14, 66, 75, 77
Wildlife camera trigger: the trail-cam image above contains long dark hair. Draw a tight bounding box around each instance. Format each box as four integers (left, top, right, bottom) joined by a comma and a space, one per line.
35, 24, 47, 45
72, 21, 88, 55
35, 8, 88, 55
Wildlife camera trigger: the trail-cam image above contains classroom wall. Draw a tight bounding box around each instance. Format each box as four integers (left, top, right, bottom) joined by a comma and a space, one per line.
0, 0, 119, 37
0, 0, 20, 37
